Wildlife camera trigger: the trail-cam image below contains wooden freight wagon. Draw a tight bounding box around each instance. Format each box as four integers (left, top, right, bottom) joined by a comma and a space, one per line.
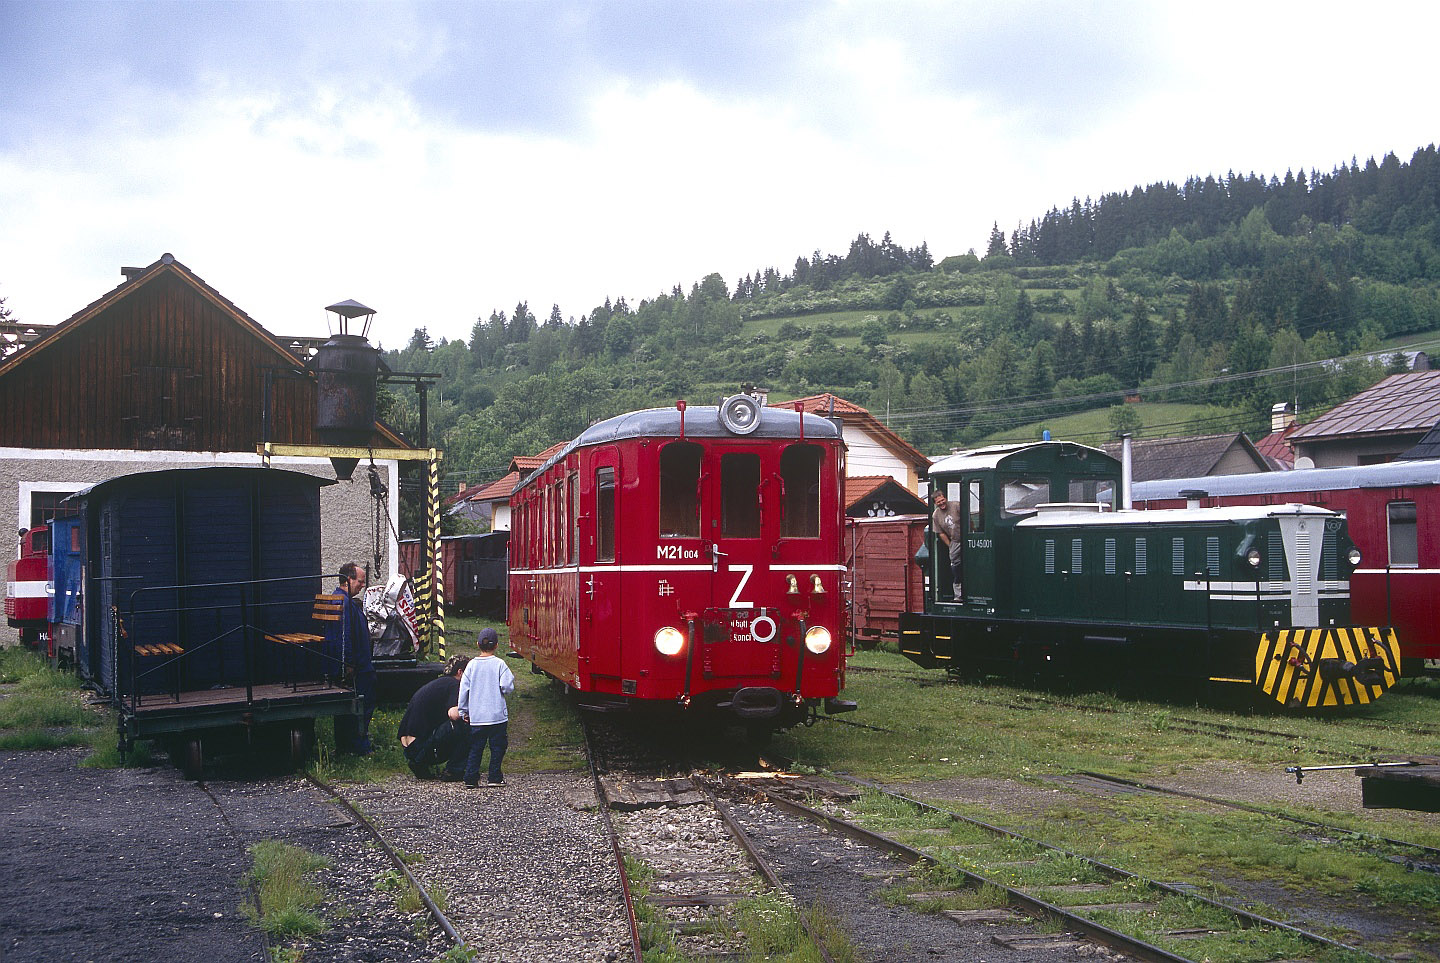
846, 515, 926, 649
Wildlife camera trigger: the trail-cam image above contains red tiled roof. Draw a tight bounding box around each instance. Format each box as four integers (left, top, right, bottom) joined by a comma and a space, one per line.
467, 471, 521, 503
844, 475, 894, 506
1253, 423, 1298, 469
510, 441, 568, 474
773, 393, 929, 468
1289, 371, 1440, 441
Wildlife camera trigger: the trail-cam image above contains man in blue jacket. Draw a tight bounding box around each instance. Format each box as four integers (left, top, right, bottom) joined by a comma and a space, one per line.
331, 563, 375, 754
457, 627, 515, 787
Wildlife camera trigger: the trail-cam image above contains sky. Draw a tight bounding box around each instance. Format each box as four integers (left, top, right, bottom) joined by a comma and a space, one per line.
1, 1, 1437, 349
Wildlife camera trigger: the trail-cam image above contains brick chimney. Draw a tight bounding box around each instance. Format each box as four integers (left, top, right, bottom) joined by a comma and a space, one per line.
1270, 402, 1295, 433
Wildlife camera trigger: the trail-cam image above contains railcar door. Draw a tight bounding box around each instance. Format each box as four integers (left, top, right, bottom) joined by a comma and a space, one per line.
702, 447, 781, 681
960, 477, 995, 605
582, 449, 623, 688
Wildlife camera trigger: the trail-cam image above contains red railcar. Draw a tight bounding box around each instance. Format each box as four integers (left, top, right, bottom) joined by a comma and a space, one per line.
1132, 459, 1440, 674
508, 397, 854, 731
5, 527, 50, 647
846, 515, 926, 649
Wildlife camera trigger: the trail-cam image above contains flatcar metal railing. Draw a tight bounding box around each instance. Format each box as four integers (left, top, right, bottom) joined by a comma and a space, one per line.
120, 574, 352, 716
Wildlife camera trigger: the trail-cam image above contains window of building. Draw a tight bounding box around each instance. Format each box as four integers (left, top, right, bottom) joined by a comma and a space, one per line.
659, 442, 702, 538
780, 444, 823, 538
1388, 501, 1418, 567
596, 467, 616, 562
721, 453, 761, 538
27, 490, 79, 530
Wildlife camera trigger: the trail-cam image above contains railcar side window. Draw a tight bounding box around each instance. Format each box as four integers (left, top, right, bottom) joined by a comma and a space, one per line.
1068, 479, 1117, 509
721, 453, 761, 538
659, 442, 702, 538
780, 444, 823, 538
1388, 501, 1418, 567
967, 480, 984, 532
567, 472, 579, 565
1002, 478, 1049, 517
596, 467, 616, 562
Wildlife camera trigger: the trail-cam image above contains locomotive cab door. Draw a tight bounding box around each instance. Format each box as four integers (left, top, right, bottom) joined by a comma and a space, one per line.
959, 477, 994, 606
703, 448, 778, 680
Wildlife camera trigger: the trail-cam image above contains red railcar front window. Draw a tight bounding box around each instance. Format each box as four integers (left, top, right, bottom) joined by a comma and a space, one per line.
659, 442, 702, 538
721, 453, 760, 538
780, 444, 822, 538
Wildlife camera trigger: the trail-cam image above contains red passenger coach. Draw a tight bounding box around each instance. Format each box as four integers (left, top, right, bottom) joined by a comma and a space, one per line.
508, 396, 856, 731
1132, 459, 1440, 675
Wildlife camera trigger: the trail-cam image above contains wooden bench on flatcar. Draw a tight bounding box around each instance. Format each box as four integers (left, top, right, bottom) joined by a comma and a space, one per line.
264, 592, 349, 689
264, 592, 345, 648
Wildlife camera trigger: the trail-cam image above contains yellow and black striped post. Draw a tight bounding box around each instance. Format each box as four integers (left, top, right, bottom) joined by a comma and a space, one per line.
427, 449, 446, 660
1255, 626, 1402, 708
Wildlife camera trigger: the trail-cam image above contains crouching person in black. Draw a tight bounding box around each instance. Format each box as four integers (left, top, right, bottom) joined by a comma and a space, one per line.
397, 654, 473, 781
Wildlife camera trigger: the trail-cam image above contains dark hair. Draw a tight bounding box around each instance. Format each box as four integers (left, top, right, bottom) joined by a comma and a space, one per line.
442, 655, 472, 677
339, 562, 361, 581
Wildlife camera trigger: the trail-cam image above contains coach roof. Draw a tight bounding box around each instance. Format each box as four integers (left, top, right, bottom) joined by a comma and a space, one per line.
521, 405, 841, 487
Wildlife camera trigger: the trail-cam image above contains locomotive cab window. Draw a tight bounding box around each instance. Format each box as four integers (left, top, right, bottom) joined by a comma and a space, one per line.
722, 453, 761, 538
1002, 477, 1049, 517
1068, 479, 1117, 510
967, 480, 984, 533
596, 467, 616, 562
659, 442, 702, 538
780, 444, 823, 538
1388, 501, 1418, 567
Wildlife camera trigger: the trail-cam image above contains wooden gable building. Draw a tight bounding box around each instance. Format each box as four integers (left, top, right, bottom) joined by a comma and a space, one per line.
0, 254, 408, 614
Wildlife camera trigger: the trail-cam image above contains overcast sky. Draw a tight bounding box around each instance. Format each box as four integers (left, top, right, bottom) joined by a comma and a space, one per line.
2, 1, 1436, 347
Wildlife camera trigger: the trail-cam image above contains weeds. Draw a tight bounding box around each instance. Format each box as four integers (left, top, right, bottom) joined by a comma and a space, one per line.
242, 840, 331, 939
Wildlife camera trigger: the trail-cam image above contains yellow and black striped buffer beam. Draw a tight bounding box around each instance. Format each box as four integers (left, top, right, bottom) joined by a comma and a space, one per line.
1256, 627, 1402, 708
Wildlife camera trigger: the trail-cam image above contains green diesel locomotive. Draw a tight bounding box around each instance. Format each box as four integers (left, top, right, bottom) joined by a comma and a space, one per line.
898, 441, 1401, 707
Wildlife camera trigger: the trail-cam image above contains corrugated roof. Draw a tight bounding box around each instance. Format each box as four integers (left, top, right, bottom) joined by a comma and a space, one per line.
1289, 371, 1440, 441
1098, 433, 1269, 481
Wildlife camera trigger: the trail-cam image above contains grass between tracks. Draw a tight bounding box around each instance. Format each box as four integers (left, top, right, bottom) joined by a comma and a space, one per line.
778, 647, 1440, 959
241, 839, 330, 939
624, 854, 856, 963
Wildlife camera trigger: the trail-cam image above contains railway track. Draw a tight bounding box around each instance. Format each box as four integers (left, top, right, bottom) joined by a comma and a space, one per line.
747, 760, 1390, 962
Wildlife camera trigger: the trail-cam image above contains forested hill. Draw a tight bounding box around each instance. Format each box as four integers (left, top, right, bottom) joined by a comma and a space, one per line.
381, 144, 1440, 526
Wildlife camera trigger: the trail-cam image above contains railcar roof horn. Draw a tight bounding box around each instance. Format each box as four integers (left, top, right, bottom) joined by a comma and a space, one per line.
718, 394, 762, 435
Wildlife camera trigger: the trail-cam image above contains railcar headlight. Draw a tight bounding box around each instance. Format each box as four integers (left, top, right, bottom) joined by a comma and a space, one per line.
654, 626, 685, 656
804, 626, 833, 655
1347, 547, 1362, 566
1246, 548, 1262, 568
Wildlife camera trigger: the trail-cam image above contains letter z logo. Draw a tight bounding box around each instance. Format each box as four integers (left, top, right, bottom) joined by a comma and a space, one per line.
727, 564, 754, 608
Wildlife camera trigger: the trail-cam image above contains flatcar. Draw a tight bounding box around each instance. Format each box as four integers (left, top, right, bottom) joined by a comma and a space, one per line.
899, 441, 1402, 708
508, 396, 855, 733
1132, 460, 1440, 676
4, 527, 50, 647
59, 466, 360, 774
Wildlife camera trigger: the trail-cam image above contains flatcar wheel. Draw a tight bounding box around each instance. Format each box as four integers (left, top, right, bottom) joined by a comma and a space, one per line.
179, 737, 204, 780
288, 720, 315, 769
